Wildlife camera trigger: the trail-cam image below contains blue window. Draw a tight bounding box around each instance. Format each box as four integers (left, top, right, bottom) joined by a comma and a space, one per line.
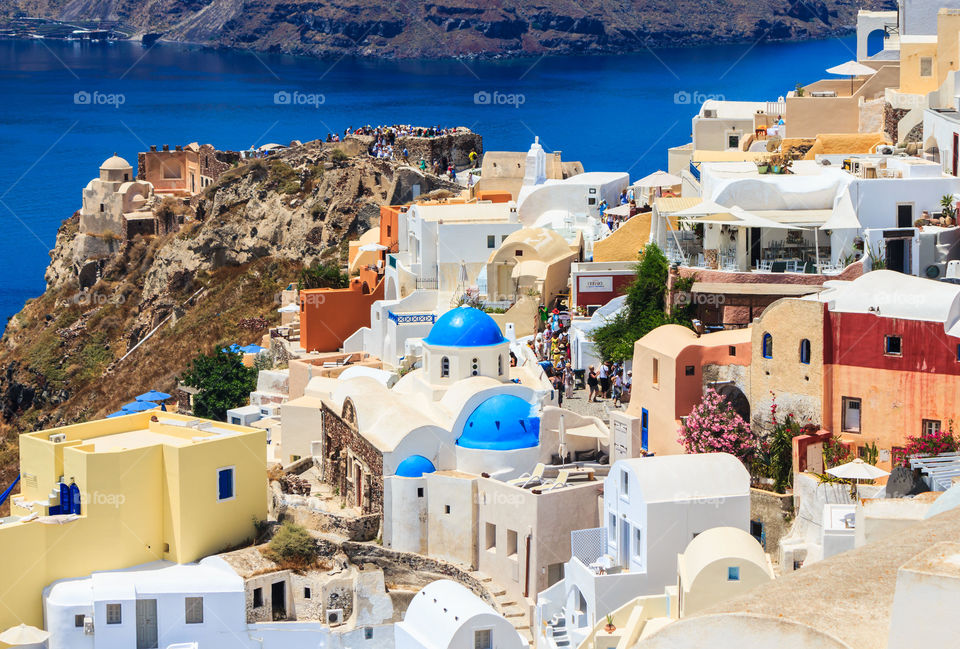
728, 566, 740, 581
956, 343, 960, 361
217, 467, 234, 501
799, 339, 811, 364
641, 409, 649, 451
762, 333, 773, 359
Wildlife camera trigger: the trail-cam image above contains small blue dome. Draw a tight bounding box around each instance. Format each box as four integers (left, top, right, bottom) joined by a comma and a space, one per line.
395, 455, 436, 478
423, 306, 507, 347
458, 394, 540, 451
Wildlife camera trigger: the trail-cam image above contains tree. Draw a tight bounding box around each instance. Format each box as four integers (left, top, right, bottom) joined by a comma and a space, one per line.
590, 243, 692, 362
262, 521, 316, 570
678, 388, 756, 465
297, 261, 349, 290
180, 348, 258, 421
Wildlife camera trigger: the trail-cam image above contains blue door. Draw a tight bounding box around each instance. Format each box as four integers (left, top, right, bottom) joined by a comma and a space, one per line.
69, 483, 81, 515
641, 408, 649, 451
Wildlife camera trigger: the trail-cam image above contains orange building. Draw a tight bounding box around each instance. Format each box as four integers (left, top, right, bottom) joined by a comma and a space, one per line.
300, 267, 384, 352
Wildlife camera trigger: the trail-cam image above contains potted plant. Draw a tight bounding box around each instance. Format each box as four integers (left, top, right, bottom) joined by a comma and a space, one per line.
755, 157, 770, 174
941, 194, 957, 225
604, 614, 616, 633
853, 236, 864, 252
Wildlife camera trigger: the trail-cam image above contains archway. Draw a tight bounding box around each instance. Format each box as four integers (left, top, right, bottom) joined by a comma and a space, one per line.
925, 136, 940, 163
866, 28, 886, 58
717, 384, 750, 422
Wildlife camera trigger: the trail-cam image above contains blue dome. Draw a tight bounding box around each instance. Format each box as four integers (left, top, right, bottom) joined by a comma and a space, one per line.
395, 455, 436, 478
423, 306, 508, 347
458, 394, 540, 451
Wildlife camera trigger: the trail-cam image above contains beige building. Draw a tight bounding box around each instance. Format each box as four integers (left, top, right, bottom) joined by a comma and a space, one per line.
78, 154, 155, 259
473, 149, 581, 200
484, 227, 577, 307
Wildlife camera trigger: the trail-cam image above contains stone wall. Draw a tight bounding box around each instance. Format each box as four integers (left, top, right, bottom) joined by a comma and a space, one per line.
345, 130, 483, 170
750, 487, 794, 555
320, 402, 384, 515
882, 102, 910, 144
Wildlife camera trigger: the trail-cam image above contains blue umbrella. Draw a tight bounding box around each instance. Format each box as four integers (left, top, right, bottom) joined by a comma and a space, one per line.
135, 390, 171, 402
239, 344, 265, 354
105, 410, 127, 418
221, 343, 242, 353
121, 401, 159, 413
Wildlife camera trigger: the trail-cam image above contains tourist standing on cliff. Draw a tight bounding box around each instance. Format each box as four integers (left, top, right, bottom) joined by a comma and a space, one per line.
469, 150, 478, 167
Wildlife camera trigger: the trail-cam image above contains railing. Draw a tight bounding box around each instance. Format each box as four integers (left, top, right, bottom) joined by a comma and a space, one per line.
766, 101, 786, 116
416, 277, 439, 290
387, 312, 436, 325
689, 160, 701, 182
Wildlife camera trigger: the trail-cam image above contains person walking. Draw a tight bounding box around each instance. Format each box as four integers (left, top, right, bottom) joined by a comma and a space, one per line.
598, 361, 611, 399
553, 373, 564, 408
612, 371, 624, 408
587, 365, 599, 402
564, 363, 574, 399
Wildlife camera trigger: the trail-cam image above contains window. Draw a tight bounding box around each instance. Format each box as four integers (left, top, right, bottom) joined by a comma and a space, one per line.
652, 358, 659, 386
304, 587, 311, 599
684, 365, 695, 376
471, 358, 480, 376
105, 604, 121, 625
185, 597, 203, 624
498, 355, 503, 376
587, 197, 596, 205
386, 225, 391, 237
547, 563, 565, 586
487, 235, 496, 248
485, 523, 497, 550
440, 356, 450, 378
923, 419, 942, 436
762, 333, 773, 359
727, 566, 740, 581
799, 339, 811, 364
728, 345, 736, 356
364, 628, 374, 640
444, 504, 451, 514
608, 512, 616, 540
842, 397, 862, 433
253, 588, 263, 608
474, 629, 492, 649
920, 56, 933, 77
217, 467, 235, 501
99, 203, 104, 212
884, 335, 902, 356
727, 134, 740, 149
507, 529, 518, 557
634, 527, 642, 557
230, 416, 241, 425
501, 234, 508, 243
621, 471, 629, 498
514, 249, 523, 257
417, 487, 424, 498
750, 520, 764, 545
75, 614, 85, 628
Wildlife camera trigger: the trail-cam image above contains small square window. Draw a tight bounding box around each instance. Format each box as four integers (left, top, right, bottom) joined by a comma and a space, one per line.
364, 628, 374, 640
507, 529, 518, 557
474, 629, 492, 649
923, 419, 942, 436
842, 397, 861, 433
514, 250, 523, 257
884, 335, 902, 356
486, 235, 496, 248
444, 504, 451, 514
684, 365, 695, 376
105, 604, 122, 625
253, 588, 263, 608
185, 596, 203, 624
75, 614, 85, 628
587, 197, 597, 205
921, 56, 933, 77
218, 467, 235, 501
728, 345, 736, 356
417, 487, 424, 498
727, 566, 740, 581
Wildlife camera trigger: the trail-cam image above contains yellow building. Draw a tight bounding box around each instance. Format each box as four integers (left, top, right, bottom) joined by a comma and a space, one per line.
0, 412, 266, 631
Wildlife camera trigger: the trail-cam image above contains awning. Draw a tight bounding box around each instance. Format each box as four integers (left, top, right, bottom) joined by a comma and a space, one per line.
820, 189, 862, 230
691, 283, 826, 296
604, 204, 633, 217
633, 170, 682, 188
654, 196, 703, 214
751, 209, 834, 226
681, 205, 802, 229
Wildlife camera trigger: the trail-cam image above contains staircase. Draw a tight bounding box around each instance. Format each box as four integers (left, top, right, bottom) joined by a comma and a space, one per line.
546, 608, 570, 648
470, 571, 534, 645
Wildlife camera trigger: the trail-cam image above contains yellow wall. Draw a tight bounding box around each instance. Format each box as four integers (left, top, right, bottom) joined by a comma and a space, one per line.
593, 213, 665, 262
0, 413, 266, 630
900, 40, 940, 95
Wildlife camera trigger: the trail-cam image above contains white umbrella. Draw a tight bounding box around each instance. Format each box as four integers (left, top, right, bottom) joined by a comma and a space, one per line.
605, 204, 632, 218
358, 243, 387, 252
0, 624, 50, 645
633, 170, 682, 188
669, 199, 730, 217
826, 458, 889, 481
277, 304, 299, 313
825, 60, 877, 95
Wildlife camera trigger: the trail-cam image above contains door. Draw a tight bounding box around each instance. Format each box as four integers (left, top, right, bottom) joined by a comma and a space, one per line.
896, 204, 913, 228
641, 409, 649, 451
749, 228, 761, 268
271, 581, 286, 620
953, 133, 958, 176
135, 599, 158, 649
619, 519, 631, 567
354, 462, 363, 508
886, 239, 905, 273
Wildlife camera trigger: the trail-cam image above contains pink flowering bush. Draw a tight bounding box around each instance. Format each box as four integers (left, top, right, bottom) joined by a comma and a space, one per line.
678, 388, 756, 464
893, 427, 958, 467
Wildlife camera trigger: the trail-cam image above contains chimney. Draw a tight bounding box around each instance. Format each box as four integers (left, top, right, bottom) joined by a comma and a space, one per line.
162, 144, 170, 152
150, 145, 157, 152
175, 145, 183, 152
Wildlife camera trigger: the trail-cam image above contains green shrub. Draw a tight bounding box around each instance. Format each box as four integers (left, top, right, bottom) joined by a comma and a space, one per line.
263, 521, 316, 570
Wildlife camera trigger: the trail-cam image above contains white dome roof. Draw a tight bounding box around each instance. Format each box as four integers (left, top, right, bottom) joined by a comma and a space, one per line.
101, 154, 131, 170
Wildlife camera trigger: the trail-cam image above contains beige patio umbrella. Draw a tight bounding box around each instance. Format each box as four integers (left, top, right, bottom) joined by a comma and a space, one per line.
825, 60, 877, 95
633, 170, 682, 188
0, 624, 50, 646
826, 457, 890, 481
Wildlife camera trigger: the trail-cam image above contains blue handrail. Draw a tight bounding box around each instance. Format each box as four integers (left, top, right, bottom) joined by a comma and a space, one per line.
0, 474, 20, 508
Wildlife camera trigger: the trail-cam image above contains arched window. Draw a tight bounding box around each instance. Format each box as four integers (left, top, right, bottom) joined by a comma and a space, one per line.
762, 333, 773, 359
498, 355, 504, 376
799, 339, 811, 364
441, 356, 450, 378
471, 358, 480, 376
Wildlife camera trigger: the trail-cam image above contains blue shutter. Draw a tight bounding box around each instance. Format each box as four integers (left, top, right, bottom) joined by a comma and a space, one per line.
70, 483, 82, 515
641, 409, 649, 451
218, 469, 233, 500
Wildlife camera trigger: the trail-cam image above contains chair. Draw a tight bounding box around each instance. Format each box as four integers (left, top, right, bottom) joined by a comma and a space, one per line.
803, 261, 815, 274
757, 259, 772, 272
771, 261, 787, 273
508, 463, 545, 489
541, 469, 570, 492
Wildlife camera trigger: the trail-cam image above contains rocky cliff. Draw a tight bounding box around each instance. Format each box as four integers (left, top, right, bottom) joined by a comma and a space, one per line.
7, 0, 895, 58
0, 137, 461, 508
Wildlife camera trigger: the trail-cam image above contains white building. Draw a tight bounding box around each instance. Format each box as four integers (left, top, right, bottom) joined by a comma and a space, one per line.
395, 580, 528, 649
535, 453, 750, 648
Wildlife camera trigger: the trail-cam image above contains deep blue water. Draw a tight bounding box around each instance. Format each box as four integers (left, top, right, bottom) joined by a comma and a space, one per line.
0, 35, 857, 323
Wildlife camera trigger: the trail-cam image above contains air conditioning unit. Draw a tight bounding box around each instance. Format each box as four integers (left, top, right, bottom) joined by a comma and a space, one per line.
325, 609, 343, 626
703, 109, 718, 118
48, 433, 66, 443
83, 616, 94, 635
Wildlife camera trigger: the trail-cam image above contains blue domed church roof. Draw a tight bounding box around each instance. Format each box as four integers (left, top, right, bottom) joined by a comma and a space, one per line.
423, 306, 508, 347
395, 455, 437, 478
458, 394, 540, 450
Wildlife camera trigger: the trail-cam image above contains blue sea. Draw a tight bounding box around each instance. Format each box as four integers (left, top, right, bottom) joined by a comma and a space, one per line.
0, 35, 857, 324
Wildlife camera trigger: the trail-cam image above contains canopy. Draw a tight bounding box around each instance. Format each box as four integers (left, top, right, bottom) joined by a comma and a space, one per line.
121, 400, 159, 413
105, 410, 127, 418
277, 303, 299, 313
633, 170, 682, 188
222, 343, 242, 353
826, 60, 877, 76
605, 204, 632, 217
826, 458, 890, 480
680, 205, 802, 230
0, 624, 50, 645
240, 344, 265, 354
358, 243, 387, 252
136, 390, 171, 402
669, 199, 728, 217
820, 189, 861, 230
